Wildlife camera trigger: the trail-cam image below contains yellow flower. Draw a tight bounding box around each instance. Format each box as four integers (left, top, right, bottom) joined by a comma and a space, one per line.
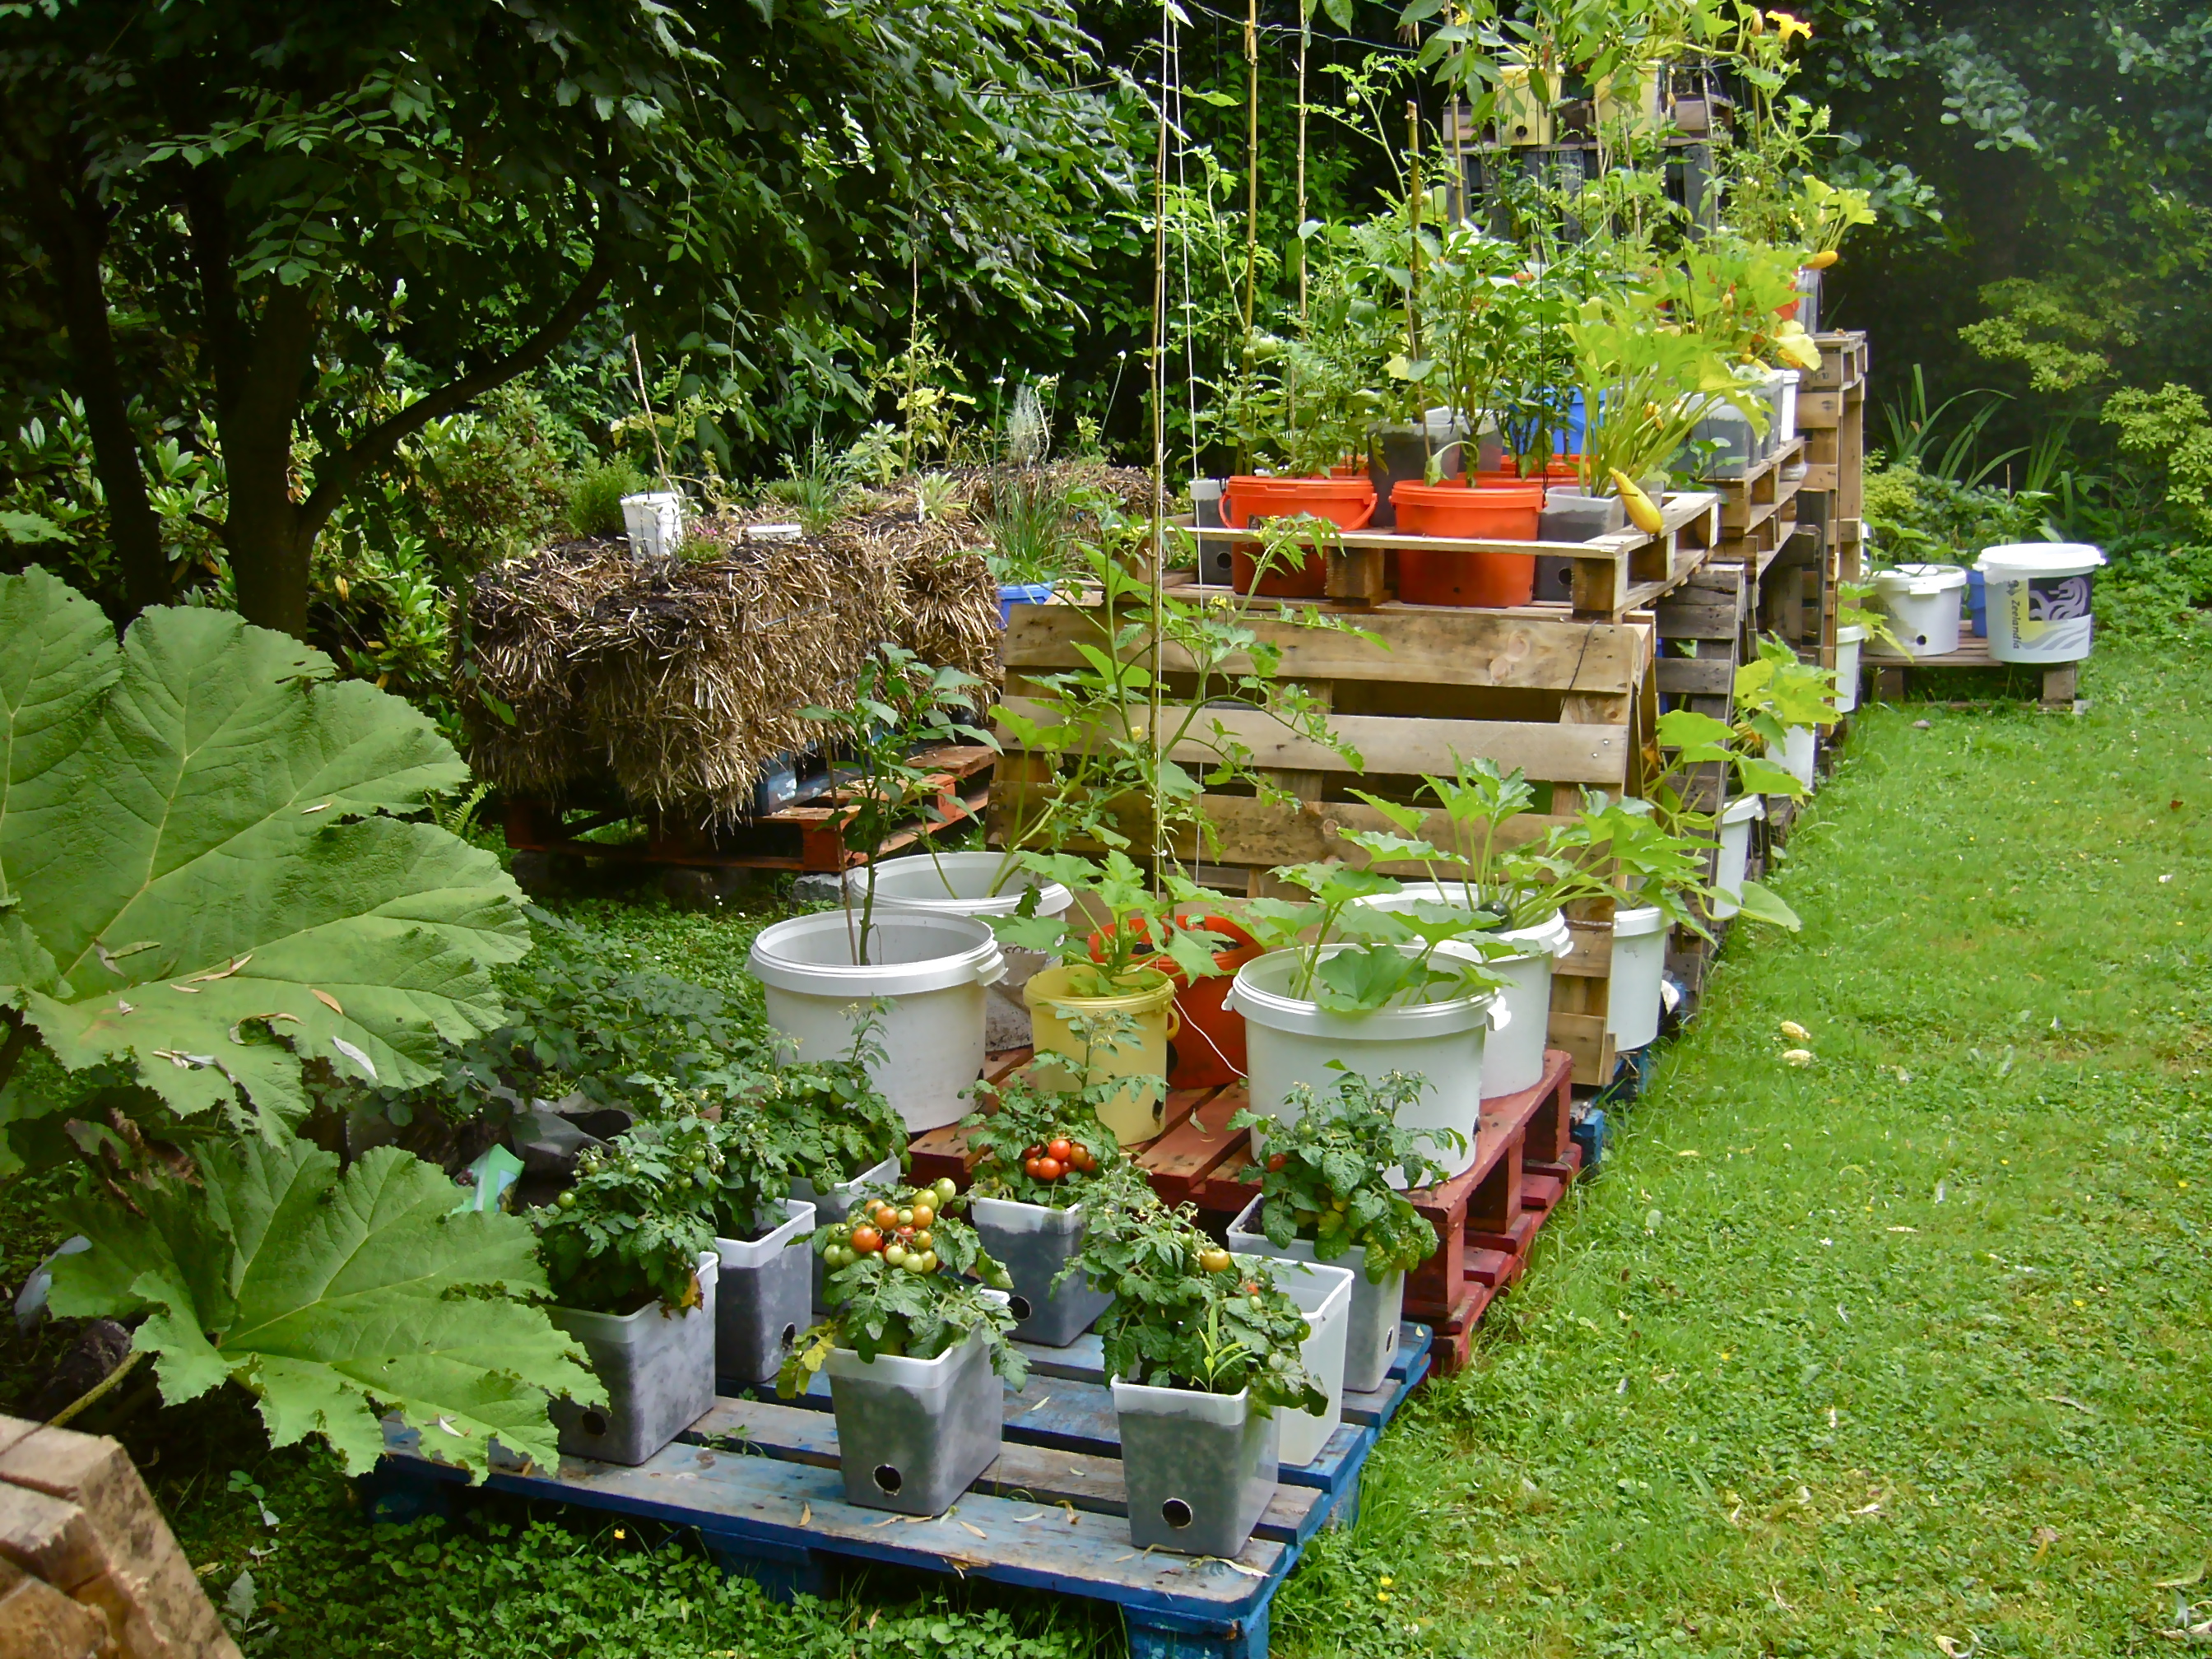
1767, 10, 1810, 43
1380, 1577, 1394, 1587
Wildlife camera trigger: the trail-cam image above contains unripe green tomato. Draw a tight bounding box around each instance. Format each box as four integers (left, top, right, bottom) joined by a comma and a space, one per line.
555, 1189, 578, 1211
884, 1243, 909, 1268
916, 1250, 938, 1273
903, 1252, 932, 1274
933, 1178, 959, 1204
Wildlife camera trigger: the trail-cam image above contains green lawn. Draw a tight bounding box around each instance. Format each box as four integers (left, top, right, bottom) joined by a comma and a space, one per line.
5, 639, 2205, 1658
1275, 634, 2212, 1657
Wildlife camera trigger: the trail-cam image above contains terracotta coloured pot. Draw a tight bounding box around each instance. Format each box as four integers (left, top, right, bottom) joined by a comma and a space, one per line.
1222, 476, 1378, 597
1392, 480, 1543, 606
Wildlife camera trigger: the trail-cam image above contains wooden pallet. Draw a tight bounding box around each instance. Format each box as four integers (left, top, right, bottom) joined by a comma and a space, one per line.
503, 745, 996, 875
369, 1329, 1429, 1659
1654, 559, 1749, 721
1178, 488, 1722, 620
1868, 638, 2082, 710
995, 599, 1656, 1080
1422, 1138, 1587, 1376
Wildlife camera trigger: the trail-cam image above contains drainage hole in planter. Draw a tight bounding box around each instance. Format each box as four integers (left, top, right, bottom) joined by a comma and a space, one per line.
580, 1410, 610, 1437
874, 1465, 904, 1495
1008, 1296, 1034, 1321
1161, 1498, 1195, 1530
780, 1322, 797, 1348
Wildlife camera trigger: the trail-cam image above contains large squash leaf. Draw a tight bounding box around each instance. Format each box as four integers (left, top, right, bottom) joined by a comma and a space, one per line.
49, 1138, 603, 1479
0, 569, 528, 1127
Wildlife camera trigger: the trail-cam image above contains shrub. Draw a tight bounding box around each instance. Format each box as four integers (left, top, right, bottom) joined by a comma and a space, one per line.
567, 458, 648, 537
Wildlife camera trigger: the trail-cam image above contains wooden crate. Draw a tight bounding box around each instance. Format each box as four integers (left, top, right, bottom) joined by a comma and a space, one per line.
1179, 489, 1722, 621
994, 601, 1656, 1080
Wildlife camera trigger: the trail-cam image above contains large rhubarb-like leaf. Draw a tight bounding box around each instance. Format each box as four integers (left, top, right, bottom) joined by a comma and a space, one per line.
49, 1138, 602, 1478
0, 568, 528, 1127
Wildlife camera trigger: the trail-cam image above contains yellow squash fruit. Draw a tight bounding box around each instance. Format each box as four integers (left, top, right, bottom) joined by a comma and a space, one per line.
1805, 249, 1840, 270
1610, 469, 1665, 535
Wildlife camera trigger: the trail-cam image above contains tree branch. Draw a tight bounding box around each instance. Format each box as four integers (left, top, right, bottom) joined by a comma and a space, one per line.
179, 167, 247, 420
295, 244, 618, 540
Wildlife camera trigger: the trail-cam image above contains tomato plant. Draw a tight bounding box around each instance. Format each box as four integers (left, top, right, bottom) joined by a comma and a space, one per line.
960, 1073, 1155, 1211
1229, 1071, 1458, 1280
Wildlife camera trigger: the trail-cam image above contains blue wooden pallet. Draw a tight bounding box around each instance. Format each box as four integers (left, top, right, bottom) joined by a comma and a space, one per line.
368, 1323, 1430, 1659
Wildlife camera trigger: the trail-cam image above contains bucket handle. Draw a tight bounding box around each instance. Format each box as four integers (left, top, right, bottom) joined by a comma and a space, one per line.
1489, 1003, 1513, 1034
974, 950, 1008, 988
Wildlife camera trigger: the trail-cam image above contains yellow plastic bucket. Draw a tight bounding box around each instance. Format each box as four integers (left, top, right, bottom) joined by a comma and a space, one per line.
1021, 964, 1181, 1146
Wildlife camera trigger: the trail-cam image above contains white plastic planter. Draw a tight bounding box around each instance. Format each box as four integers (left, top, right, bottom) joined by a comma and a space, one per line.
1764, 724, 1818, 793
1345, 888, 1568, 1098
1228, 945, 1501, 1186
1606, 906, 1670, 1052
1975, 543, 2106, 664
749, 911, 1005, 1134
714, 1200, 814, 1389
967, 1197, 1114, 1347
792, 1156, 899, 1313
1712, 796, 1764, 922
1776, 369, 1801, 444
549, 1253, 718, 1466
1872, 564, 1968, 657
1228, 1196, 1403, 1394
861, 851, 1073, 1048
1112, 1381, 1278, 1558
827, 1320, 1003, 1517
1834, 623, 1866, 713
1241, 1254, 1354, 1469
620, 491, 685, 558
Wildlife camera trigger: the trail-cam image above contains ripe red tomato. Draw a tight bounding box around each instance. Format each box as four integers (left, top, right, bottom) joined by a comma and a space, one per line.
1267, 1153, 1286, 1172
850, 1226, 882, 1253
1071, 1147, 1096, 1173
1047, 1138, 1074, 1163
1023, 1156, 1047, 1178
1034, 1157, 1064, 1181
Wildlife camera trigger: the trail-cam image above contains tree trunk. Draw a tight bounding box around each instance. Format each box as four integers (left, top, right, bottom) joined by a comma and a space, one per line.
32, 165, 169, 622
216, 284, 318, 639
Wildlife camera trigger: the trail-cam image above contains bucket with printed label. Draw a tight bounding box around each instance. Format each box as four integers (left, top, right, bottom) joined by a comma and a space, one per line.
1973, 544, 2106, 664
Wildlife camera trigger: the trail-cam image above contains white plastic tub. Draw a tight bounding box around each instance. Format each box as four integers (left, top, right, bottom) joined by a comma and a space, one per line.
1228, 945, 1501, 1185
550, 1253, 718, 1466
1606, 905, 1670, 1052
1112, 1381, 1278, 1557
1975, 543, 2106, 663
1712, 796, 1764, 921
1776, 369, 1801, 444
749, 912, 1005, 1133
1227, 1197, 1403, 1393
1872, 563, 1968, 657
1834, 623, 1866, 713
1245, 1255, 1354, 1468
1765, 724, 1818, 793
620, 491, 685, 558
1345, 888, 1568, 1098
862, 851, 1073, 1048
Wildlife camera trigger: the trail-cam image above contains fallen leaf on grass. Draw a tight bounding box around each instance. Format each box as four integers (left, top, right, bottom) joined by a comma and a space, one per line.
2155, 1564, 2208, 1588
1935, 1637, 1973, 1657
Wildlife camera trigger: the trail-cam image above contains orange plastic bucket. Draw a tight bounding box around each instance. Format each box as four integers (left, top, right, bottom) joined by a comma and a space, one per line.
1164, 913, 1265, 1089
1223, 475, 1377, 597
1392, 480, 1543, 606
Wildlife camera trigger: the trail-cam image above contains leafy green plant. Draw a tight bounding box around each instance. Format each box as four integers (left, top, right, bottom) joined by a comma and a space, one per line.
1229, 1070, 1456, 1278
992, 850, 1229, 997
48, 1136, 599, 1480
1573, 291, 1764, 490
778, 1178, 1025, 1388
1075, 1201, 1325, 1412
0, 569, 527, 1136
960, 1071, 1153, 1211
536, 1114, 726, 1314
567, 458, 648, 537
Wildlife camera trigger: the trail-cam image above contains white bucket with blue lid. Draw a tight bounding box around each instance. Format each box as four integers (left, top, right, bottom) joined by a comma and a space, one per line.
1974, 544, 2106, 664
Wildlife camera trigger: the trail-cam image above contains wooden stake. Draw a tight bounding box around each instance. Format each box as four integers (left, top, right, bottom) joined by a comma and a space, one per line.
1406, 101, 1423, 362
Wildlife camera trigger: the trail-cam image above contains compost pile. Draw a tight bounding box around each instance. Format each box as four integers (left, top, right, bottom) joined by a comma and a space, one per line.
460, 508, 999, 825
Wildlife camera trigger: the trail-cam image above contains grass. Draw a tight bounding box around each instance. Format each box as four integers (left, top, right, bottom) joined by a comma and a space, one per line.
4, 639, 2205, 1657
1273, 633, 2212, 1657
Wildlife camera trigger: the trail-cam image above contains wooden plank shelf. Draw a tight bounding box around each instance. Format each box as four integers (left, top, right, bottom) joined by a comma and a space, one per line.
1867, 637, 2082, 710
369, 1326, 1430, 1659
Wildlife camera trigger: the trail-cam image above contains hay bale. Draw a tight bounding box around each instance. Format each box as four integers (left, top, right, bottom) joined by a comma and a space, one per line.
458, 514, 994, 825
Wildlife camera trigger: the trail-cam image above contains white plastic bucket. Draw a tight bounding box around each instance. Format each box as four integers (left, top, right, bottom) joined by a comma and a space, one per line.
1606, 905, 1670, 1051
1834, 624, 1866, 713
1777, 369, 1801, 444
1765, 724, 1817, 793
1975, 544, 2106, 664
749, 911, 1005, 1133
620, 491, 685, 558
1245, 1255, 1354, 1468
1872, 564, 1967, 657
1712, 796, 1764, 921
862, 851, 1072, 1048
1227, 945, 1500, 1185
1345, 888, 1568, 1098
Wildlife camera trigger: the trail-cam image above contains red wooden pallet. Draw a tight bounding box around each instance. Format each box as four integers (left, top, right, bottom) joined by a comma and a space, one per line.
912, 1048, 1583, 1381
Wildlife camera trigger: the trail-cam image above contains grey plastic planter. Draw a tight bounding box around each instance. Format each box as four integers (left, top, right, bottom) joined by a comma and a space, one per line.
968, 1197, 1114, 1347
1538, 489, 1625, 544
1113, 1380, 1279, 1557
714, 1198, 816, 1389
827, 1322, 1003, 1516
550, 1253, 718, 1466
1228, 1196, 1404, 1394
792, 1156, 900, 1312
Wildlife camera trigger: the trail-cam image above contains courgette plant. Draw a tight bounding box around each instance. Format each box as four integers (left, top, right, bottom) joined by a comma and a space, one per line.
1229, 1071, 1459, 1280
778, 1178, 1027, 1391
1074, 1200, 1325, 1415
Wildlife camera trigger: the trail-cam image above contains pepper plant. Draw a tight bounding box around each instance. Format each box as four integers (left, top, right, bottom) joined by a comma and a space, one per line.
1075, 1200, 1325, 1414
778, 1178, 1026, 1389
1229, 1071, 1459, 1280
